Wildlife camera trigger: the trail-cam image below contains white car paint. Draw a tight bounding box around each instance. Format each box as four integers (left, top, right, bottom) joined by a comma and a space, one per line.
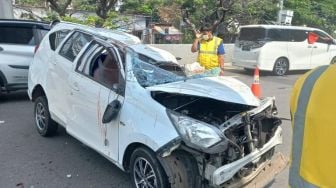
232, 24, 336, 73
28, 22, 282, 186
0, 45, 33, 84
147, 76, 260, 106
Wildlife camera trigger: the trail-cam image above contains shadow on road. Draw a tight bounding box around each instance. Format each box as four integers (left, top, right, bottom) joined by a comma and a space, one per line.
0, 91, 29, 103
226, 68, 309, 77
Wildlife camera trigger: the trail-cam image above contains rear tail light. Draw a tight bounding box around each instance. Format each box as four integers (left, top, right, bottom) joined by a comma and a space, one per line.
34, 44, 40, 54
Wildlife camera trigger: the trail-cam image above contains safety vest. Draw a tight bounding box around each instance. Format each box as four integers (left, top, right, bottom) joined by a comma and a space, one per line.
198, 36, 222, 70
289, 65, 336, 187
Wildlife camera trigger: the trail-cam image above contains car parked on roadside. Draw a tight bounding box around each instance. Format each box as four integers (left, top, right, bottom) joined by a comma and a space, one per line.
232, 25, 336, 76
28, 22, 284, 187
0, 19, 50, 95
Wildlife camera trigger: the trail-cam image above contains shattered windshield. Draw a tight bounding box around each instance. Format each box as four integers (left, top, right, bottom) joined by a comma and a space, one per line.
131, 52, 221, 87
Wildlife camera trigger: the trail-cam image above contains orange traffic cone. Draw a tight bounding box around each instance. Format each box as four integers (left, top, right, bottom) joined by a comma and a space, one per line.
251, 67, 261, 99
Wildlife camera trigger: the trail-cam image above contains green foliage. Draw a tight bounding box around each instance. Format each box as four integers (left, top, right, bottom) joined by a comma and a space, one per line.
43, 11, 60, 22
72, 0, 96, 11
120, 0, 162, 15
16, 0, 45, 6
285, 0, 336, 34
19, 0, 336, 39
61, 16, 85, 24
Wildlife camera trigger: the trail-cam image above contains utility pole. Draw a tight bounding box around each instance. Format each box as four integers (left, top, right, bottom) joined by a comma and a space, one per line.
277, 0, 284, 25
0, 0, 14, 19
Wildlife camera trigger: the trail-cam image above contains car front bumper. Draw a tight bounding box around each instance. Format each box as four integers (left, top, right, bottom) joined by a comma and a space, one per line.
209, 126, 283, 186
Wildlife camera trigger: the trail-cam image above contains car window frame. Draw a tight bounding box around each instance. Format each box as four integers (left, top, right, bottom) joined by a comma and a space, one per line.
58, 31, 93, 63
313, 30, 333, 44
74, 40, 126, 95
49, 29, 71, 51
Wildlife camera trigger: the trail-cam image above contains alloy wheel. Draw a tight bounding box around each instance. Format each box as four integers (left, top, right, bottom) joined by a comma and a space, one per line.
274, 58, 288, 76
133, 157, 157, 188
35, 102, 47, 131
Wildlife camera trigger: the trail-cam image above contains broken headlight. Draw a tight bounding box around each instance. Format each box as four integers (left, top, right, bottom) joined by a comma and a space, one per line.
167, 110, 222, 149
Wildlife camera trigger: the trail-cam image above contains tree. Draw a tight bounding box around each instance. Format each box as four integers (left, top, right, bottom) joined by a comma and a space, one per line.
285, 0, 336, 35
72, 0, 96, 12
119, 0, 162, 18
47, 0, 72, 16
96, 0, 118, 19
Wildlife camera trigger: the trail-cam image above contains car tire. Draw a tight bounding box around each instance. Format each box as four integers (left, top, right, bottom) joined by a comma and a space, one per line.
273, 57, 289, 76
130, 147, 169, 188
34, 96, 58, 137
164, 151, 202, 188
331, 57, 336, 64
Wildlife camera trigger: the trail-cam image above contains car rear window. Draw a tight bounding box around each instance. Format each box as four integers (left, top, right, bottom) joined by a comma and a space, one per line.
59, 31, 92, 62
239, 28, 266, 41
49, 30, 70, 51
0, 26, 35, 45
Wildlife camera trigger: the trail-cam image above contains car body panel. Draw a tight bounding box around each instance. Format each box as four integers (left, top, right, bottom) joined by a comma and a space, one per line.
147, 76, 260, 106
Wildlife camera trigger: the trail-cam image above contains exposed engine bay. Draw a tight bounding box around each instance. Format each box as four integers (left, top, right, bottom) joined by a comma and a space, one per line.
153, 91, 253, 126
152, 91, 282, 186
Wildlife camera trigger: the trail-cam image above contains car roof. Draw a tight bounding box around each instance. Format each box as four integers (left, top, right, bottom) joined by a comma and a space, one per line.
0, 19, 50, 29
51, 22, 177, 63
51, 22, 141, 46
240, 24, 318, 31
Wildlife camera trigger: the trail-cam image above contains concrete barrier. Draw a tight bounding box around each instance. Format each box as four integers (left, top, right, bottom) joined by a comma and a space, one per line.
150, 44, 234, 66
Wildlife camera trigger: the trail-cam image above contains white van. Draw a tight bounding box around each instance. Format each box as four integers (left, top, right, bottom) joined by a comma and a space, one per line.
232, 25, 336, 75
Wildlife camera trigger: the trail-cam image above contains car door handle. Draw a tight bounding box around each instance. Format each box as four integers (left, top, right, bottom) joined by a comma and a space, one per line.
71, 82, 80, 91
313, 46, 318, 48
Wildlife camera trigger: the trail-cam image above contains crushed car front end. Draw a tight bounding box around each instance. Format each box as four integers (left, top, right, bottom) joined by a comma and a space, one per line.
153, 90, 284, 187
128, 45, 286, 187
206, 97, 283, 186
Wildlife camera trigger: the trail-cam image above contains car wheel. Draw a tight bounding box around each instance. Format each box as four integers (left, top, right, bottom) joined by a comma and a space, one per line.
164, 151, 202, 188
130, 147, 168, 188
273, 57, 289, 76
331, 57, 336, 64
34, 96, 58, 136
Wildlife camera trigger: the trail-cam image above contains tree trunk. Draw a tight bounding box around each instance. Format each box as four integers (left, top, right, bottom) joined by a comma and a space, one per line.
96, 0, 118, 19
47, 0, 72, 17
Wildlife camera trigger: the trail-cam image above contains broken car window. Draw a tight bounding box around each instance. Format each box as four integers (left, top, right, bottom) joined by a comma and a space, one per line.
131, 52, 220, 87
131, 53, 186, 87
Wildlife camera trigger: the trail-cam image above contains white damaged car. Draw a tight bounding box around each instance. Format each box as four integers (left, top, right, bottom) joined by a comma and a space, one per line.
28, 22, 284, 188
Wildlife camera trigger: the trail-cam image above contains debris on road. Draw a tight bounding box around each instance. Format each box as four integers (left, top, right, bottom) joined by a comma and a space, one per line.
16, 183, 24, 188
0, 120, 5, 124
66, 174, 72, 178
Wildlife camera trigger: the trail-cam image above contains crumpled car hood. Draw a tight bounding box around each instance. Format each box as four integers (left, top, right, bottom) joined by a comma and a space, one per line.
147, 76, 260, 106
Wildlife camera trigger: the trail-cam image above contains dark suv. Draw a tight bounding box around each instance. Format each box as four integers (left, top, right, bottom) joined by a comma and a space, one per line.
0, 19, 50, 95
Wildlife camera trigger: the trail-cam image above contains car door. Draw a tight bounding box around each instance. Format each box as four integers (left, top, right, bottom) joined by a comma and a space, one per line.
287, 29, 313, 70
67, 41, 124, 161
0, 23, 35, 85
48, 31, 92, 125
310, 30, 335, 68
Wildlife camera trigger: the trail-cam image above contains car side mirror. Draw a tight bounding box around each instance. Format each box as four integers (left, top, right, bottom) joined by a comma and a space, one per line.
102, 100, 121, 124
308, 32, 319, 44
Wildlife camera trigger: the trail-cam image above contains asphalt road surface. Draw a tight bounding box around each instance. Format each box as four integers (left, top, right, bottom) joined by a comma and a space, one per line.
0, 68, 307, 188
